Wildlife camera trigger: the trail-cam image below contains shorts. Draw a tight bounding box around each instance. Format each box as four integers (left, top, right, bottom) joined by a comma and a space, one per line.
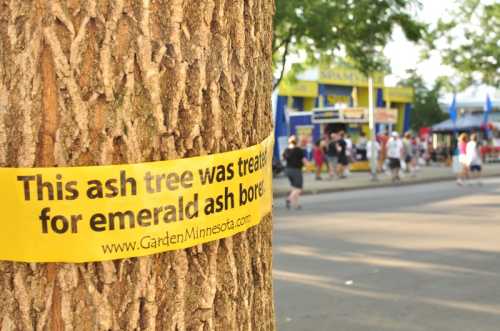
327, 156, 338, 168
470, 164, 482, 172
389, 158, 401, 170
458, 154, 468, 166
285, 167, 303, 189
405, 156, 412, 163
338, 155, 349, 166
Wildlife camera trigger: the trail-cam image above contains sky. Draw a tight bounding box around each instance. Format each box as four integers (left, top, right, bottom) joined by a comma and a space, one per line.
384, 0, 455, 86
285, 0, 458, 87
384, 0, 499, 104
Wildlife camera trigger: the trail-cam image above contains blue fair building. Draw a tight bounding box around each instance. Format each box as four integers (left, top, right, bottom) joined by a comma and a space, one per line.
273, 66, 415, 161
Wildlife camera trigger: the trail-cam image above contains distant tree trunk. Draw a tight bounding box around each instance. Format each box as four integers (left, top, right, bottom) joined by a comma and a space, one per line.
0, 1, 275, 330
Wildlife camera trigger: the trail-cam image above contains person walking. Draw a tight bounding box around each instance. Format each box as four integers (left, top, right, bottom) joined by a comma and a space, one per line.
344, 133, 353, 177
283, 136, 308, 209
367, 138, 381, 177
326, 132, 339, 179
378, 131, 389, 173
387, 132, 404, 183
357, 132, 368, 161
313, 139, 326, 180
411, 136, 420, 172
403, 132, 414, 175
336, 131, 349, 179
466, 133, 482, 185
457, 133, 469, 186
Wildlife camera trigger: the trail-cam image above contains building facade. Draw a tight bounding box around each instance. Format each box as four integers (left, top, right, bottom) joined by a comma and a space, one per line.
274, 66, 414, 159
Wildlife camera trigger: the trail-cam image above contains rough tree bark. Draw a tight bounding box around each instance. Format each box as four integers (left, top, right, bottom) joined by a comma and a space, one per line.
0, 1, 275, 330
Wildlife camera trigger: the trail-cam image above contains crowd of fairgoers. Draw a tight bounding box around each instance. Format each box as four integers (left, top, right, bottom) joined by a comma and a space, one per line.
277, 130, 483, 209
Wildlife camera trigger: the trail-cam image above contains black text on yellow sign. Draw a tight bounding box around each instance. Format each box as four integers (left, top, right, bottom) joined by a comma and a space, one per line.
0, 135, 273, 263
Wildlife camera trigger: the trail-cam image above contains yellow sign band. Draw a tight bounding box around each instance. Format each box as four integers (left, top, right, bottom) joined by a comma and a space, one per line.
0, 135, 274, 263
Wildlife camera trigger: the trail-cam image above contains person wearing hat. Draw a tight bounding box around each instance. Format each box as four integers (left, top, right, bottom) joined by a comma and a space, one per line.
387, 131, 404, 182
283, 135, 308, 209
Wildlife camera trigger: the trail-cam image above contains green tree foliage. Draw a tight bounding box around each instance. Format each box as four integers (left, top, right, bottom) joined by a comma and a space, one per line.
273, 0, 426, 87
426, 0, 500, 88
399, 70, 447, 131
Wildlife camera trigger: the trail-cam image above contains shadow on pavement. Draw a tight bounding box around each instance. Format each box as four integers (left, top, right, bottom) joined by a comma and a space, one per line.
273, 180, 500, 331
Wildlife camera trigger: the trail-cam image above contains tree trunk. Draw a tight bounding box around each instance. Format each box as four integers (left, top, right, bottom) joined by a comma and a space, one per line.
0, 1, 275, 330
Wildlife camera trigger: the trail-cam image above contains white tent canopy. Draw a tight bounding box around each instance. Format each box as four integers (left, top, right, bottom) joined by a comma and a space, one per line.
439, 86, 500, 112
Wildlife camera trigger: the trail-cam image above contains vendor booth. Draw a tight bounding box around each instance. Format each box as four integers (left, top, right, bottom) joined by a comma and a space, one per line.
433, 87, 500, 163
273, 66, 415, 170
431, 114, 500, 163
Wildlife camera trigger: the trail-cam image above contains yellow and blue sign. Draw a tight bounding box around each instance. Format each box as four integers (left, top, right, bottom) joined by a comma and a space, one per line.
384, 87, 414, 103
278, 80, 318, 98
319, 66, 385, 87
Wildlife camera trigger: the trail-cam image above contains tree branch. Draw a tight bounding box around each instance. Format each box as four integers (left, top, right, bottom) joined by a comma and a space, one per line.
273, 37, 291, 91
272, 37, 289, 54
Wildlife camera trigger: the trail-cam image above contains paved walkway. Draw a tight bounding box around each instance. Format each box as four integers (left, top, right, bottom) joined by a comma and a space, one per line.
273, 163, 500, 197
273, 178, 500, 331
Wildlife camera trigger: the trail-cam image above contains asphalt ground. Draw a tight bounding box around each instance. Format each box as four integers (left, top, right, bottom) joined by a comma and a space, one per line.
273, 177, 500, 331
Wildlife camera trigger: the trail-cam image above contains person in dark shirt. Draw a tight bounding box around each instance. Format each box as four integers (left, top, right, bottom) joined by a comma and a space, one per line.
326, 132, 339, 179
336, 131, 349, 178
283, 135, 308, 209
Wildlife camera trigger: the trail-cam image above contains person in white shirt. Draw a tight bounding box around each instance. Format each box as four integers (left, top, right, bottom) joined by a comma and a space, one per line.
367, 139, 381, 177
344, 134, 353, 177
345, 134, 353, 157
386, 132, 404, 182
466, 133, 482, 185
367, 140, 380, 161
357, 132, 368, 160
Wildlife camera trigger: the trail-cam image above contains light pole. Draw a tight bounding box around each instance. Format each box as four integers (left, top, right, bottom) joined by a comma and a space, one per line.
368, 76, 378, 181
